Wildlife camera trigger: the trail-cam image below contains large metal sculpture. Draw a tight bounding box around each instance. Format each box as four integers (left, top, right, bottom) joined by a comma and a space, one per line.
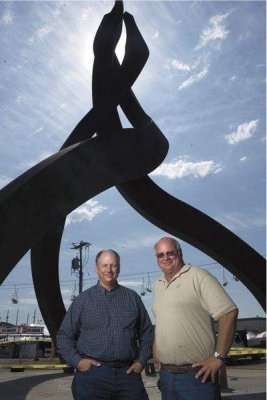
0, 2, 265, 343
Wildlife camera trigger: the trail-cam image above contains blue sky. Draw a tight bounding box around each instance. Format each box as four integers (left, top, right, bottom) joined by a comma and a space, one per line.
0, 1, 265, 327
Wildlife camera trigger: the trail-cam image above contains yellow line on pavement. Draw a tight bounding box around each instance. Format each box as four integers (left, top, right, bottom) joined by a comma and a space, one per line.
0, 364, 67, 369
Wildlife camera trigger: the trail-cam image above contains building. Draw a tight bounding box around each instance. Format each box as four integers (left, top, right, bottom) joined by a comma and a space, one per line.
0, 323, 48, 340
235, 317, 266, 332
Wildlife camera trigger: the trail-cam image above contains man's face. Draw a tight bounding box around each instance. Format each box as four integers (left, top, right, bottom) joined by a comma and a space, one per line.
95, 251, 120, 289
155, 238, 182, 278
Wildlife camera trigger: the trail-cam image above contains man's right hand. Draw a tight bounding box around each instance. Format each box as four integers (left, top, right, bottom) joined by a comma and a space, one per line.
153, 357, 161, 371
152, 341, 161, 371
76, 358, 101, 372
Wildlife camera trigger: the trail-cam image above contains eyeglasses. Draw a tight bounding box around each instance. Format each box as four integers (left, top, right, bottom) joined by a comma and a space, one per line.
156, 251, 177, 259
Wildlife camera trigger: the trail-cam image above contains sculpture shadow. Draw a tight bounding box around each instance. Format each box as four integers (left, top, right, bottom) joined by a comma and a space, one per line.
0, 371, 70, 400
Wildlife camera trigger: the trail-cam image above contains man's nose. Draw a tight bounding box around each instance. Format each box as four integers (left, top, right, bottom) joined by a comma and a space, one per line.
163, 253, 171, 260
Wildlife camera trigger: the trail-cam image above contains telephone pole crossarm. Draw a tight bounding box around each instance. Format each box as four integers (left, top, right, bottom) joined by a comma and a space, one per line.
71, 241, 91, 294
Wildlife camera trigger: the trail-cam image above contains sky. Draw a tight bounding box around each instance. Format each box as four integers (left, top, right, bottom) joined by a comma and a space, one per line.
0, 0, 265, 328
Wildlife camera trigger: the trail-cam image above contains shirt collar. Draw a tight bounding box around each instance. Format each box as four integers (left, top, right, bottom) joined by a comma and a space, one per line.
158, 264, 191, 284
96, 281, 119, 294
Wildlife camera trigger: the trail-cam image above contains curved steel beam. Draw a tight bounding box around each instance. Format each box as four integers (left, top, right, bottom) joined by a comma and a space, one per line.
0, 125, 168, 281
117, 178, 265, 309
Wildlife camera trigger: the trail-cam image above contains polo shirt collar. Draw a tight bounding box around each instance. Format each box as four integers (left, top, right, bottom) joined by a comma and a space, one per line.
159, 264, 191, 284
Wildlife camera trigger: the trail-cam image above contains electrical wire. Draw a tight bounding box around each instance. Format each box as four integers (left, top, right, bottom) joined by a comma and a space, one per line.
0, 262, 233, 291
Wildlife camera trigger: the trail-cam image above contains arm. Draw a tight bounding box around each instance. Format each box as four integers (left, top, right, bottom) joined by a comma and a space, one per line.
56, 299, 100, 370
152, 340, 161, 371
193, 308, 238, 383
127, 297, 154, 374
56, 302, 82, 368
215, 308, 238, 357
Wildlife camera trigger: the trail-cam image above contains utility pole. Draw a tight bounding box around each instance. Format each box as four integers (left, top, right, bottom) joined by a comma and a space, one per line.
15, 309, 19, 327
71, 241, 91, 294
6, 309, 9, 341
15, 309, 19, 341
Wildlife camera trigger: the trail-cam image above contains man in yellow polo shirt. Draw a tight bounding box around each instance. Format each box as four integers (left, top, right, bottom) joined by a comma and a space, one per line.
152, 237, 238, 400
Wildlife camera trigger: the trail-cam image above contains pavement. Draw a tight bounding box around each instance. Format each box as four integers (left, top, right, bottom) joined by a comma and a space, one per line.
0, 360, 265, 400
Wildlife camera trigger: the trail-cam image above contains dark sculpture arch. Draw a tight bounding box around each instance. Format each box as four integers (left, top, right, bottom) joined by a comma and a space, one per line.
0, 1, 265, 342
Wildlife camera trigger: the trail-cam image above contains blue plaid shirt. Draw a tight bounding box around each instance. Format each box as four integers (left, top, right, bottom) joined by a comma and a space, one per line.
56, 282, 153, 367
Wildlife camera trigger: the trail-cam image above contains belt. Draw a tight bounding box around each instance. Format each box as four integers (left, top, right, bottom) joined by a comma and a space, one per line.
161, 364, 201, 374
100, 360, 133, 368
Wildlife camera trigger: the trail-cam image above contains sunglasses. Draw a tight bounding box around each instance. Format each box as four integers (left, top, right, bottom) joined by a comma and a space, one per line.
156, 251, 177, 259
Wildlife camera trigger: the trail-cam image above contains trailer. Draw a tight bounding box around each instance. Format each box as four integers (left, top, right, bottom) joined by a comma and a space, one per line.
227, 346, 266, 363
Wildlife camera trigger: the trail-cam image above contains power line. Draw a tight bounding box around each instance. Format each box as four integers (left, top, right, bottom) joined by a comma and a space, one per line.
0, 262, 224, 290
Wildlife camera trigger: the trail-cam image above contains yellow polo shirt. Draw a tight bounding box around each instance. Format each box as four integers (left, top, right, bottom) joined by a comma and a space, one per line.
152, 264, 237, 365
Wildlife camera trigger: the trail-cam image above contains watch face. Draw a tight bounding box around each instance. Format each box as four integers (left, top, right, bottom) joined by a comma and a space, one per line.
214, 352, 225, 361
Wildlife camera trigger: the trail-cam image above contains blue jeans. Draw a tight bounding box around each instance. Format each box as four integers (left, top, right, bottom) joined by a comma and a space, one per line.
159, 368, 220, 400
72, 364, 149, 400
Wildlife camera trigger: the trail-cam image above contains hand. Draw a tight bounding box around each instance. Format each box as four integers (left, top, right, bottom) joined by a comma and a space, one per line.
76, 358, 101, 372
192, 356, 223, 383
127, 361, 144, 374
153, 357, 161, 372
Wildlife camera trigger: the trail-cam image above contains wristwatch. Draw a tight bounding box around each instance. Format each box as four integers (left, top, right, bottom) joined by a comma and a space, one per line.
214, 352, 227, 362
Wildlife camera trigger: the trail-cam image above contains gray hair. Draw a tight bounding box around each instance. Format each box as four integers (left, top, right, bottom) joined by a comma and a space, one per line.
95, 249, 120, 267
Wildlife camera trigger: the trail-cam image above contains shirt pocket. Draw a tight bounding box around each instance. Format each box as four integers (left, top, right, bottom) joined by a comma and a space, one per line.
119, 311, 138, 330
82, 313, 110, 330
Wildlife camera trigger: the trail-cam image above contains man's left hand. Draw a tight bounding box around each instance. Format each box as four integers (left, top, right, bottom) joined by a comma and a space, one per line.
127, 361, 144, 374
192, 356, 223, 383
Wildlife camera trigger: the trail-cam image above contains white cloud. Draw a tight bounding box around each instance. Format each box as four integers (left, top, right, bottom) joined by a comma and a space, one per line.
152, 31, 159, 39
178, 66, 209, 90
66, 199, 107, 225
239, 156, 247, 162
0, 175, 12, 189
171, 59, 191, 72
225, 120, 259, 145
114, 235, 161, 250
37, 25, 53, 40
15, 95, 25, 104
217, 212, 266, 230
2, 10, 13, 25
151, 159, 222, 179
81, 8, 92, 22
196, 12, 230, 49
28, 127, 44, 138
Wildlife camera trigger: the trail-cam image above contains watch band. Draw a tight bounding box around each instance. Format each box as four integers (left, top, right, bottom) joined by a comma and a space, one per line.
214, 351, 227, 362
